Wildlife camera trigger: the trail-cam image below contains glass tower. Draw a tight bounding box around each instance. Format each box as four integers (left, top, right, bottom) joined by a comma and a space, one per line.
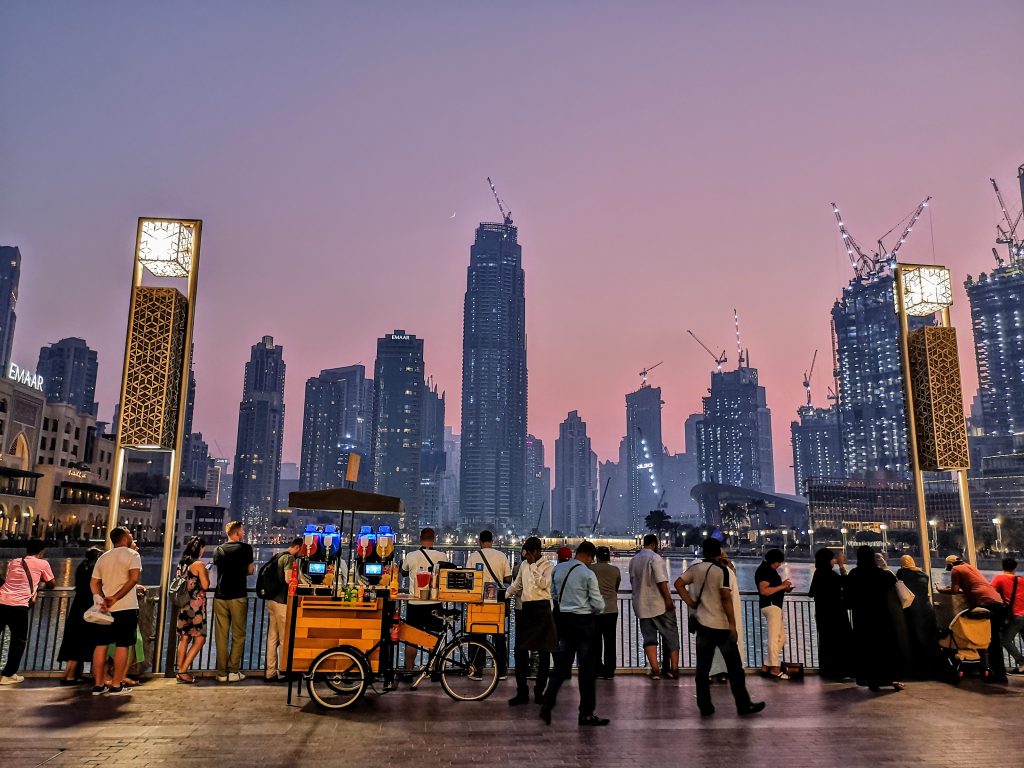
625, 384, 664, 535
0, 246, 20, 371
36, 337, 99, 416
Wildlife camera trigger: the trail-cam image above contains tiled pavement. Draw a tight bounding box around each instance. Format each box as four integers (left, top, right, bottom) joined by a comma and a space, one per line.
2, 674, 1023, 767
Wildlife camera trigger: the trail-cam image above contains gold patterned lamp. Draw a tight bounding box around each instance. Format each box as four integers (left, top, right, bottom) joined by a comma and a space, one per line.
136, 219, 198, 278
897, 264, 953, 316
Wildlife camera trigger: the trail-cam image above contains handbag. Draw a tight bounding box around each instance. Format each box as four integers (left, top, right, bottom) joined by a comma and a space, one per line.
687, 563, 715, 634
895, 578, 915, 609
84, 595, 114, 625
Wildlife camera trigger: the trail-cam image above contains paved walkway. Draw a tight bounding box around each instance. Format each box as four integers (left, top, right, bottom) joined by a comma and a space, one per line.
2, 674, 1023, 767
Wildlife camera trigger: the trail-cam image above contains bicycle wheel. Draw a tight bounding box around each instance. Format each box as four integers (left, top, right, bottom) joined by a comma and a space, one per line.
438, 637, 499, 701
306, 646, 368, 710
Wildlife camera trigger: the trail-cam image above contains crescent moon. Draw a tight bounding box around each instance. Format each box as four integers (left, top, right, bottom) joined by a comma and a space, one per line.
449, 211, 457, 219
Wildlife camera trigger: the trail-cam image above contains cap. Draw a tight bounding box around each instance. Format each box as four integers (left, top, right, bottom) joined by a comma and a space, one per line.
556, 546, 573, 562
945, 555, 961, 567
595, 546, 611, 560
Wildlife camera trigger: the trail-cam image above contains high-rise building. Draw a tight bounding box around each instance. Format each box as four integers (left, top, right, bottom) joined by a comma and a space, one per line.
965, 261, 1024, 438
625, 384, 664, 534
552, 411, 597, 536
791, 405, 843, 496
371, 330, 425, 530
184, 431, 210, 489
36, 337, 98, 416
420, 380, 447, 528
299, 364, 374, 493
696, 363, 775, 492
832, 274, 928, 478
459, 220, 527, 532
230, 336, 286, 541
597, 452, 628, 534
524, 434, 550, 533
0, 247, 20, 371
207, 457, 229, 506
439, 427, 461, 529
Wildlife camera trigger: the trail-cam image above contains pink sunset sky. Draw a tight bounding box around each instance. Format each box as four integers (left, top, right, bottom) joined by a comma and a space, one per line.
2, 2, 1022, 494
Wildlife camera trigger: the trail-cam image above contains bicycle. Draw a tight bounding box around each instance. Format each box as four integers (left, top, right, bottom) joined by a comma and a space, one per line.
305, 606, 500, 709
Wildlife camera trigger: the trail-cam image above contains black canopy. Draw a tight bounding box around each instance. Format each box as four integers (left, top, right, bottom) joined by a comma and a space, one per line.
288, 487, 404, 515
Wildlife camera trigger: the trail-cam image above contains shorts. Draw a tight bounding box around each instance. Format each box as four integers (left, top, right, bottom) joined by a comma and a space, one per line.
405, 603, 443, 634
639, 610, 680, 651
95, 609, 140, 648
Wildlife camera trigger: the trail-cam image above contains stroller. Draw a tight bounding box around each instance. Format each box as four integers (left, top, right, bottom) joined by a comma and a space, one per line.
937, 606, 992, 684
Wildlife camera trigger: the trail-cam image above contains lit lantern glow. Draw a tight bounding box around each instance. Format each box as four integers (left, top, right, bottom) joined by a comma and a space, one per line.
898, 265, 953, 316
137, 219, 197, 278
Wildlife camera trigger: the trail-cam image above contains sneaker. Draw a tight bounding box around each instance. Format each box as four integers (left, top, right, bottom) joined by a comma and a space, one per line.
498, 673, 508, 680
647, 669, 661, 681
106, 684, 133, 696
216, 674, 229, 683
91, 685, 109, 696
1016, 663, 1024, 675
664, 669, 680, 680
0, 674, 25, 685
226, 672, 245, 683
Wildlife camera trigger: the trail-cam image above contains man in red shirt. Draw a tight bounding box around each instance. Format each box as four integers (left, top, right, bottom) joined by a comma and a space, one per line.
991, 557, 1024, 675
940, 555, 1008, 683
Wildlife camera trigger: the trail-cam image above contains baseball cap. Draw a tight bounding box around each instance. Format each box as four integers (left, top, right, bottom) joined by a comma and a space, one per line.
557, 546, 572, 562
945, 554, 961, 568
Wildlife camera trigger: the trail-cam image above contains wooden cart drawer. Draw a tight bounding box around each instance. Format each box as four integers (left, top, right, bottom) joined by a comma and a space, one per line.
466, 602, 506, 634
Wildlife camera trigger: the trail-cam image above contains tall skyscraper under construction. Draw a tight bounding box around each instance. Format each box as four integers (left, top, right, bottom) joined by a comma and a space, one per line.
791, 404, 843, 495
625, 383, 664, 535
459, 195, 527, 532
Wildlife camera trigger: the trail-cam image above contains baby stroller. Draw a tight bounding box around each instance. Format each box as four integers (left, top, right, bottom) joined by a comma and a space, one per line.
937, 606, 992, 684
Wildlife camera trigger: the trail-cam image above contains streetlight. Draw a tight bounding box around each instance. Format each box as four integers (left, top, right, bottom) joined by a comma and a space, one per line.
929, 520, 938, 552
781, 528, 789, 554
992, 517, 1003, 554
880, 523, 889, 553
840, 527, 848, 551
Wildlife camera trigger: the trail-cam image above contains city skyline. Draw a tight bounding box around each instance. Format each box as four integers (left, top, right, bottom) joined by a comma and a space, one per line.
2, 3, 1023, 494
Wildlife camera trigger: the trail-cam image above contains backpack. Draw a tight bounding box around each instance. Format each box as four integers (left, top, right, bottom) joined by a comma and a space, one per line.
168, 562, 191, 608
255, 553, 286, 600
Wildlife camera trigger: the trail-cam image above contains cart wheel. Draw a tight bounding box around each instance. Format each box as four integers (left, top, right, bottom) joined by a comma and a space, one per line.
307, 646, 368, 710
437, 637, 499, 702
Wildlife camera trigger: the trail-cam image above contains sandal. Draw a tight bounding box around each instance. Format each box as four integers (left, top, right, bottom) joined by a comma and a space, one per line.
647, 669, 661, 680
176, 673, 196, 685
769, 671, 790, 681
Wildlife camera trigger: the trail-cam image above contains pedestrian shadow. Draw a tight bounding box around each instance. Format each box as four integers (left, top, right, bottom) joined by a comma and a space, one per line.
31, 693, 136, 727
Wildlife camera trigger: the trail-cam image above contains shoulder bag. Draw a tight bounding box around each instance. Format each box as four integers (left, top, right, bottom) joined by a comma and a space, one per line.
895, 576, 915, 610
22, 558, 38, 607
477, 549, 507, 602
687, 563, 716, 634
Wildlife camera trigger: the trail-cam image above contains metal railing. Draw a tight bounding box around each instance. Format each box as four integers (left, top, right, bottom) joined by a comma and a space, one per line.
5, 588, 1021, 676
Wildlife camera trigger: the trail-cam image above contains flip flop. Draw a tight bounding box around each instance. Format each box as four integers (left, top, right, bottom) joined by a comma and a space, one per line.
769, 671, 790, 681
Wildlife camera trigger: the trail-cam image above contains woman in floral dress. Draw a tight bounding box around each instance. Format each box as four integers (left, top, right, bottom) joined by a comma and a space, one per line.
175, 536, 209, 684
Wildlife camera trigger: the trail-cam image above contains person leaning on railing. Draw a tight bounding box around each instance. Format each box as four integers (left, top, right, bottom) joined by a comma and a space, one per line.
755, 548, 792, 680
0, 538, 56, 685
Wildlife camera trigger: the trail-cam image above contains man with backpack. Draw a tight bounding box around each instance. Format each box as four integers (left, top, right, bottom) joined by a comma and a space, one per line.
260, 536, 302, 682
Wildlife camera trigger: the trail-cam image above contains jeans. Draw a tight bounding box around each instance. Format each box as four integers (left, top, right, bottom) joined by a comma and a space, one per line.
0, 604, 29, 676
761, 605, 786, 667
1001, 614, 1024, 666
214, 597, 248, 675
695, 624, 752, 714
594, 613, 617, 676
265, 600, 286, 678
543, 613, 597, 716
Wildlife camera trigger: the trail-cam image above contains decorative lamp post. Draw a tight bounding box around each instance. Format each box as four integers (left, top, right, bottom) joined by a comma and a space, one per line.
107, 218, 201, 674
929, 519, 939, 552
993, 517, 1003, 554
840, 527, 848, 551
894, 262, 974, 584
880, 523, 889, 553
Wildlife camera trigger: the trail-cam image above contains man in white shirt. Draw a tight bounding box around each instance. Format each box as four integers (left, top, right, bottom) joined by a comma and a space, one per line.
400, 527, 447, 673
91, 526, 143, 696
466, 530, 512, 678
628, 534, 679, 679
506, 536, 557, 706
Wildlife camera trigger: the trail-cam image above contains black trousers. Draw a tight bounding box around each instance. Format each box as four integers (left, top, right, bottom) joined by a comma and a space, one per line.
514, 648, 550, 697
981, 602, 1008, 682
0, 604, 29, 676
468, 632, 508, 675
543, 613, 597, 716
594, 612, 617, 676
694, 624, 752, 714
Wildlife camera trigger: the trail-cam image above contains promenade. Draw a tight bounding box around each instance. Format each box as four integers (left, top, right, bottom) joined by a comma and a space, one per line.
3, 675, 1023, 767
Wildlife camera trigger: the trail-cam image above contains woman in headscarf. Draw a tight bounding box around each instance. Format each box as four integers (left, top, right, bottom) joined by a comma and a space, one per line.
808, 547, 853, 680
845, 545, 906, 691
57, 547, 102, 685
896, 555, 938, 679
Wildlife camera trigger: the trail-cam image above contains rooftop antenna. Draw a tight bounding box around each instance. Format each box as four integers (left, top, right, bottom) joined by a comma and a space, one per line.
486, 176, 513, 226
733, 309, 745, 369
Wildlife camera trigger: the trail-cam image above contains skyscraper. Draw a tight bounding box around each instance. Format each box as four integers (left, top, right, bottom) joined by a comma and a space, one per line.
460, 220, 527, 532
231, 336, 286, 541
832, 273, 928, 478
371, 330, 425, 530
0, 247, 19, 371
36, 337, 98, 416
625, 384, 664, 534
524, 434, 550, 533
965, 259, 1024, 437
420, 380, 447, 527
791, 405, 843, 495
439, 427, 461, 529
299, 364, 374, 493
553, 411, 598, 536
696, 363, 775, 492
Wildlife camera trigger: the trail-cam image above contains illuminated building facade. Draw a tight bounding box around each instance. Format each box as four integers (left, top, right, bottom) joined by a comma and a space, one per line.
524, 434, 550, 533
626, 384, 664, 534
791, 404, 843, 495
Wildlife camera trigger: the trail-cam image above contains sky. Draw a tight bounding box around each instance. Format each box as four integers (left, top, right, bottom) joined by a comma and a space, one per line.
2, 1, 1023, 494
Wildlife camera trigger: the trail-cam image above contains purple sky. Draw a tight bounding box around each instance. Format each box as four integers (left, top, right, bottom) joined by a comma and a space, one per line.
2, 2, 1023, 493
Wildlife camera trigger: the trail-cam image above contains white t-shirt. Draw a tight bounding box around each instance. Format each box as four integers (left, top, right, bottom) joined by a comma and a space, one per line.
401, 547, 447, 605
465, 548, 512, 584
92, 546, 143, 612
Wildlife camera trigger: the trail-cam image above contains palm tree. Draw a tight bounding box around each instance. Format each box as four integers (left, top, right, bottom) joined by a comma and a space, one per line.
644, 510, 672, 535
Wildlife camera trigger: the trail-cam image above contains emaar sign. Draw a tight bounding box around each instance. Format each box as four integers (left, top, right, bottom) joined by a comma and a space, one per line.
7, 362, 44, 392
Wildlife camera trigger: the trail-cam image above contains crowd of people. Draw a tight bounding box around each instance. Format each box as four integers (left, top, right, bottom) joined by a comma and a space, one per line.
2, 526, 1023, 725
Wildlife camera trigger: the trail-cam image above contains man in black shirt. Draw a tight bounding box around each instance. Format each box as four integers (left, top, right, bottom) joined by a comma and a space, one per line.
755, 548, 792, 679
213, 521, 255, 683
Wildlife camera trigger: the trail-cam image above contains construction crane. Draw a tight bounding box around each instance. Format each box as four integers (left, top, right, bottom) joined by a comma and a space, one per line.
639, 361, 663, 387
990, 176, 1023, 266
486, 176, 513, 226
687, 330, 727, 371
802, 350, 818, 407
733, 309, 747, 368
830, 196, 931, 283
